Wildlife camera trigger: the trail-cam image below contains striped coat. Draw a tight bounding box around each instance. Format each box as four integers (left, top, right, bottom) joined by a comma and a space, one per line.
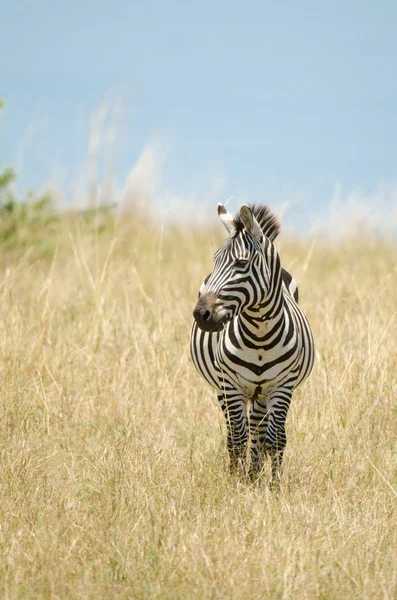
190, 203, 314, 481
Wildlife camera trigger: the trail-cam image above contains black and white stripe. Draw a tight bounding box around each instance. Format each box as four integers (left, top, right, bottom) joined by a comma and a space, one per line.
190, 203, 314, 481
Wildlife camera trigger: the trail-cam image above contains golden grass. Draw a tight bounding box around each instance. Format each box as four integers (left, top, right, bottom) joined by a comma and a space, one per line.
0, 215, 396, 599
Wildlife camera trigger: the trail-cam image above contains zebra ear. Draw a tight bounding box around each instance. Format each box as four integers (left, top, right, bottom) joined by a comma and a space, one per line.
240, 205, 263, 241
240, 205, 253, 231
217, 203, 235, 235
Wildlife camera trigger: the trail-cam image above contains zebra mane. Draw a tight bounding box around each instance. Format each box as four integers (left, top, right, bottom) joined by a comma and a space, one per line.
232, 204, 281, 242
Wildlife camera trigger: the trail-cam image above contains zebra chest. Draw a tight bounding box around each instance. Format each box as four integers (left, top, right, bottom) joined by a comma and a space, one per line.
216, 342, 288, 396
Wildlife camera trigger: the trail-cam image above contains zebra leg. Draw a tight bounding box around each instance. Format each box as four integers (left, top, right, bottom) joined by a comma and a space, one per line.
264, 387, 293, 482
217, 392, 248, 474
248, 397, 269, 479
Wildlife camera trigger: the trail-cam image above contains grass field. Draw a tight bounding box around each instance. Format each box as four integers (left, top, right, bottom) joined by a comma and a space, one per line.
0, 209, 396, 599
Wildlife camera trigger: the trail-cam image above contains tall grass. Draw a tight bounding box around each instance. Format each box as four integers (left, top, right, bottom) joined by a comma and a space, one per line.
0, 207, 396, 599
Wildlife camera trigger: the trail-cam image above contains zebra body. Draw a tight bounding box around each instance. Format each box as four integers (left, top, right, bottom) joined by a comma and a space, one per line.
190, 203, 314, 480
191, 277, 307, 395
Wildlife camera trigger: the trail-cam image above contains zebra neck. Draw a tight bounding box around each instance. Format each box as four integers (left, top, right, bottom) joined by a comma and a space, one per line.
241, 300, 285, 333
242, 259, 285, 332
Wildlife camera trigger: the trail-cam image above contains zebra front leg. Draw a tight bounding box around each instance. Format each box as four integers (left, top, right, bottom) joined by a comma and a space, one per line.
248, 397, 269, 480
265, 388, 293, 483
249, 387, 293, 483
217, 392, 248, 475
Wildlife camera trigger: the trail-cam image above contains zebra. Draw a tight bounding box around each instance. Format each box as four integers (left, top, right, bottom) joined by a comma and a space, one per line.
190, 203, 315, 482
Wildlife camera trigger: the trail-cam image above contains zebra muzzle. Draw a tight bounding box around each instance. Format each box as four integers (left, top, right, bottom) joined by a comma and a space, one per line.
193, 293, 225, 333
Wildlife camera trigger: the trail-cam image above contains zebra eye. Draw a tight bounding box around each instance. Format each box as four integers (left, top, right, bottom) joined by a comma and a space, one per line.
235, 259, 249, 269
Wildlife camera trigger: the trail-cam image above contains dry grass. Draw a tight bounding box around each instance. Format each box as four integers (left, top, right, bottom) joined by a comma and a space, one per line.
0, 213, 396, 599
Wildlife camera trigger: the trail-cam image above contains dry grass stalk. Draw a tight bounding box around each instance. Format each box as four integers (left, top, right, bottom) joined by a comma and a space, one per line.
0, 216, 396, 598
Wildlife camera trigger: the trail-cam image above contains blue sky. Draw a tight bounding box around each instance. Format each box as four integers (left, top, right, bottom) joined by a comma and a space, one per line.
1, 0, 397, 229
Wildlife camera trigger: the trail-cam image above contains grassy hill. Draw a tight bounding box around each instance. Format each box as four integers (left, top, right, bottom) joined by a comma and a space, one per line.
0, 208, 396, 598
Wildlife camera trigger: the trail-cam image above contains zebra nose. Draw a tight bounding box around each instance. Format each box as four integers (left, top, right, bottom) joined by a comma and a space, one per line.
193, 306, 212, 322
193, 292, 220, 331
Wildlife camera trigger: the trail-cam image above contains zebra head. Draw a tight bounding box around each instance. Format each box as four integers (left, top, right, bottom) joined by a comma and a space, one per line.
193, 203, 280, 332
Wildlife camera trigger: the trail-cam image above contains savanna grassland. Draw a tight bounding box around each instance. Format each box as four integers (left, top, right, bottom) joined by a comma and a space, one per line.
0, 206, 396, 599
